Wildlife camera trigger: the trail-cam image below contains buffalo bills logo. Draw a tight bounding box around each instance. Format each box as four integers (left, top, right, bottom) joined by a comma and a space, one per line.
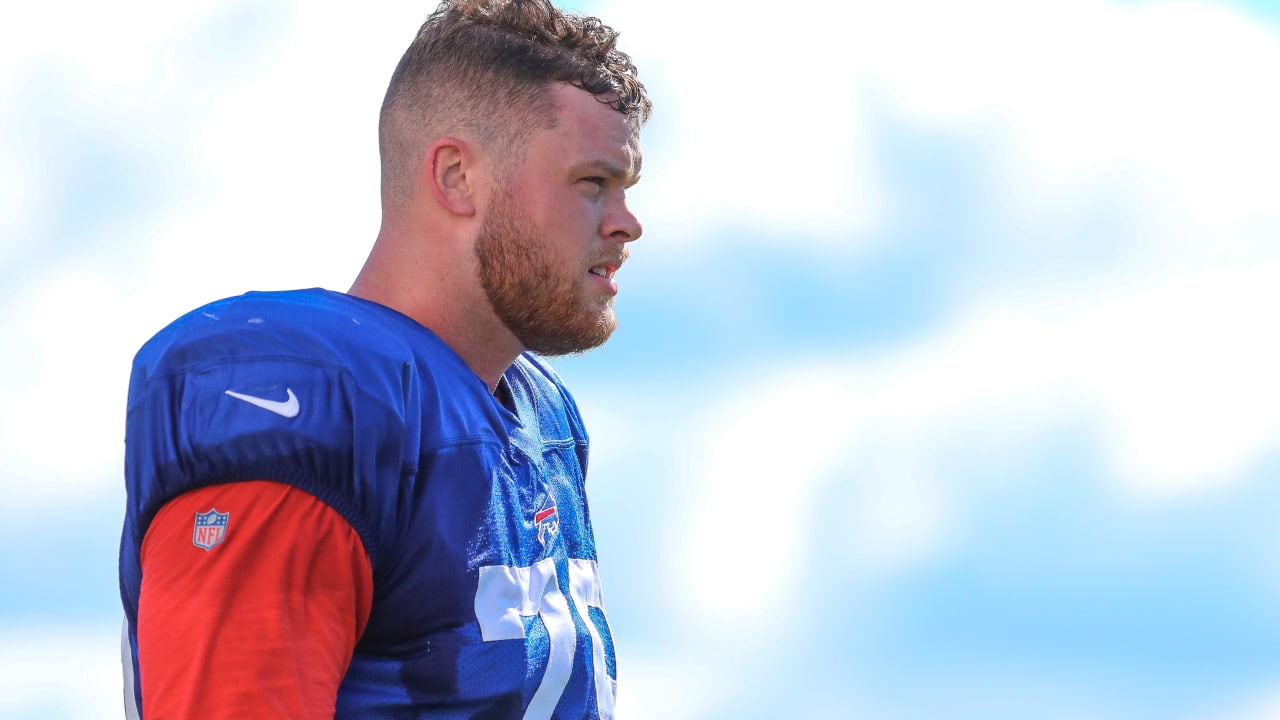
535, 494, 559, 548
193, 509, 230, 551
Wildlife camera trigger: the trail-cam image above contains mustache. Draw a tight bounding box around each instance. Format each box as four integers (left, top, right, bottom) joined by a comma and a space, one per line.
591, 246, 629, 269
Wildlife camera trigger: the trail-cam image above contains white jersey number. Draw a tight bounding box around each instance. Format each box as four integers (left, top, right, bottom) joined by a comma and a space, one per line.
475, 558, 615, 720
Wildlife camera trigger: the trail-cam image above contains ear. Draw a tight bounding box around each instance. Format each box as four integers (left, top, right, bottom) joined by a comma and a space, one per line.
425, 137, 477, 217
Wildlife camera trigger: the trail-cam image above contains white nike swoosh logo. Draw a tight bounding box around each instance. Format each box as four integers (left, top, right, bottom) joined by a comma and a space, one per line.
224, 388, 300, 418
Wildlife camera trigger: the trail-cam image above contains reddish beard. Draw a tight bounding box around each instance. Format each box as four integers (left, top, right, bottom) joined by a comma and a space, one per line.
475, 188, 617, 356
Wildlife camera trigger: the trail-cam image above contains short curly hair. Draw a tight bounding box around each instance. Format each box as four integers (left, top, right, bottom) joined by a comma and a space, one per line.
379, 0, 651, 209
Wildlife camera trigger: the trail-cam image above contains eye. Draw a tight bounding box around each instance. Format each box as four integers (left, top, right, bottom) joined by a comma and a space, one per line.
578, 177, 607, 196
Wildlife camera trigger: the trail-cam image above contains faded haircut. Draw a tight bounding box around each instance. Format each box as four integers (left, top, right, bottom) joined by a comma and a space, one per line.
378, 0, 651, 210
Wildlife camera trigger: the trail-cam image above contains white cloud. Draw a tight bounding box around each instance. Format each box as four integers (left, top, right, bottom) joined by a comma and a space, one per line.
613, 654, 720, 720
0, 265, 133, 509
609, 0, 1280, 249
0, 2, 423, 504
609, 255, 1280, 642
0, 1, 230, 88
1067, 262, 1280, 493
0, 623, 125, 720
682, 373, 860, 615
604, 0, 889, 251
597, 0, 1280, 504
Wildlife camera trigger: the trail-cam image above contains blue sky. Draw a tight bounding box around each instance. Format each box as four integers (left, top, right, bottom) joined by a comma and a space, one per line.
3, 1, 1280, 717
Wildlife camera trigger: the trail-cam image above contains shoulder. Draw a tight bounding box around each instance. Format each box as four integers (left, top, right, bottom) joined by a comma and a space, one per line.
507, 353, 588, 443
133, 289, 407, 380
123, 290, 424, 564
129, 289, 444, 419
512, 353, 576, 408
515, 353, 569, 390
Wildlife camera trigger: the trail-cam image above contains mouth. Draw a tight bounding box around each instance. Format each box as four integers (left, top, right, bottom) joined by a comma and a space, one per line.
586, 256, 624, 297
587, 257, 623, 279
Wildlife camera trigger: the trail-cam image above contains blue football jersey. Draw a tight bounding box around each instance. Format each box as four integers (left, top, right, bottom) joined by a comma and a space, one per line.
119, 288, 617, 718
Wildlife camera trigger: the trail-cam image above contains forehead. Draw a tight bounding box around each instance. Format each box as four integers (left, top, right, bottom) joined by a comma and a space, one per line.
540, 84, 642, 174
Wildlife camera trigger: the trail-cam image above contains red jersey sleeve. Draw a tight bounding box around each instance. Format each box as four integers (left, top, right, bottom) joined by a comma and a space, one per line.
137, 480, 373, 719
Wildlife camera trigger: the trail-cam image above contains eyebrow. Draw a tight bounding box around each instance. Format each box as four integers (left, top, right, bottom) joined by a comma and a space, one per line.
572, 159, 643, 186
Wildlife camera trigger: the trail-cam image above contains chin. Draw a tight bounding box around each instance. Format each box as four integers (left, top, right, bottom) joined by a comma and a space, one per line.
541, 313, 617, 356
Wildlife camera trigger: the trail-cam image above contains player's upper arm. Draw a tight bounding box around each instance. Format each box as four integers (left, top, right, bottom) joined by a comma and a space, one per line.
137, 480, 373, 719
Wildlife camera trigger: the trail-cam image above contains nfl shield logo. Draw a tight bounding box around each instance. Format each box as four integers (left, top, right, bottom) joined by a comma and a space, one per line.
193, 509, 230, 551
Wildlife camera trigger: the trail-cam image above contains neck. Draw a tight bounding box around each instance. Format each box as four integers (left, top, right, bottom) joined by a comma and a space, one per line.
349, 225, 524, 392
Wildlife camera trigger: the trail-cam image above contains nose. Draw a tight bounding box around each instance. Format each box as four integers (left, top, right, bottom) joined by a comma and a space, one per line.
604, 197, 642, 243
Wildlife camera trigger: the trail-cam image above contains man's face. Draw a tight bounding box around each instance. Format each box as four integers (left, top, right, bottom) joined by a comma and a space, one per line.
476, 84, 643, 356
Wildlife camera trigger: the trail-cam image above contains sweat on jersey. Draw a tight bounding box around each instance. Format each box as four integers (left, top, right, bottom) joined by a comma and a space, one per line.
119, 288, 618, 719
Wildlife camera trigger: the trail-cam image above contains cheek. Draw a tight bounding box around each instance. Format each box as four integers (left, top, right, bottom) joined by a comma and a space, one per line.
546, 204, 602, 241
523, 186, 604, 243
